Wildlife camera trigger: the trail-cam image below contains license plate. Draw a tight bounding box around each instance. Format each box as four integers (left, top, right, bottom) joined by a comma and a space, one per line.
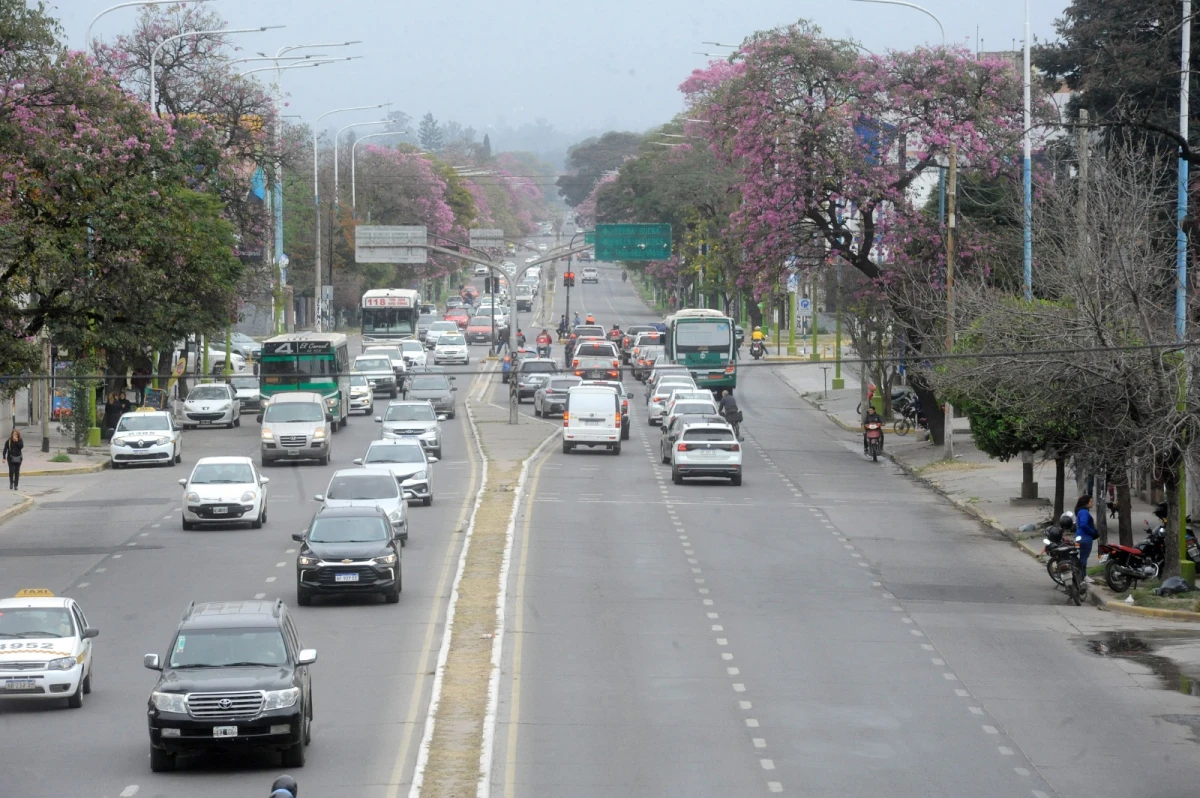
335, 572, 359, 583
5, 680, 35, 690
583, 419, 604, 425
402, 433, 419, 438
213, 506, 229, 514
287, 449, 300, 456
213, 726, 238, 738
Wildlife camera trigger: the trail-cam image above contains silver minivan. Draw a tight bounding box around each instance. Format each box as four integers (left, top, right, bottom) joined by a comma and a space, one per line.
315, 468, 409, 544
259, 392, 333, 467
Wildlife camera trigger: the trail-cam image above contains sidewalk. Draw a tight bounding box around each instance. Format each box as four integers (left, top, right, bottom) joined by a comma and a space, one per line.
8, 424, 110, 477
772, 363, 1162, 554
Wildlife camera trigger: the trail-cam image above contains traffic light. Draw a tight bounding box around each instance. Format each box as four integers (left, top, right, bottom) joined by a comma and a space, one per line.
564, 271, 575, 287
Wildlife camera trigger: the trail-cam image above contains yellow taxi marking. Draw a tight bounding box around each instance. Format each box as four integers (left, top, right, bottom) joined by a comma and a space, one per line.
14, 589, 54, 597
503, 446, 552, 798
385, 399, 482, 798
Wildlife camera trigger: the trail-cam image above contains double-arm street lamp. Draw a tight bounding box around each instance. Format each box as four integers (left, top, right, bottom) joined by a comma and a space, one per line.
86, 0, 212, 51
150, 25, 284, 113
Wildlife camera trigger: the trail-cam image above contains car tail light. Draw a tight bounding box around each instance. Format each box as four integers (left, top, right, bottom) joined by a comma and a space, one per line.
677, 442, 690, 451
572, 359, 579, 367
612, 359, 619, 367
608, 370, 618, 378
615, 412, 621, 427
731, 443, 740, 452
725, 364, 736, 374
562, 411, 569, 427
653, 397, 664, 403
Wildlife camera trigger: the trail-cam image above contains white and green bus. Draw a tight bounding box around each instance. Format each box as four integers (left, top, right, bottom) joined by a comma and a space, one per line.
259, 332, 352, 428
664, 308, 738, 394
361, 288, 422, 344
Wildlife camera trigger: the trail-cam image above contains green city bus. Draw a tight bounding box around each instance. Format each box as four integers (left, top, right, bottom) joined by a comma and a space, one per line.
259, 332, 352, 428
664, 308, 738, 394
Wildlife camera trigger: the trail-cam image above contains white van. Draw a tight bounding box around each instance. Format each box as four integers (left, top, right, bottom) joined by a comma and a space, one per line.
563, 386, 622, 455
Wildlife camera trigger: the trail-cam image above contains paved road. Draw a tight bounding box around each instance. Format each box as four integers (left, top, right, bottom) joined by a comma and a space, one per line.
0, 251, 543, 798
490, 259, 1200, 797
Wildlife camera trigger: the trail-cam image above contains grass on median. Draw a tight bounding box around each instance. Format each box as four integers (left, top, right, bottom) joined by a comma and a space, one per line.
1118, 580, 1200, 613
49, 453, 71, 463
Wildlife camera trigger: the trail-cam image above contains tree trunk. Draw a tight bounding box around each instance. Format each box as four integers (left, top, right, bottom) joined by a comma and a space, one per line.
1053, 456, 1066, 519
1095, 473, 1108, 544
1164, 475, 1182, 580
912, 381, 944, 445
747, 302, 763, 331
1115, 470, 1133, 547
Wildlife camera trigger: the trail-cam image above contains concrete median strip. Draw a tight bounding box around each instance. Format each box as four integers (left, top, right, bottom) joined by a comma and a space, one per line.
0, 495, 34, 526
20, 459, 110, 477
407, 384, 560, 798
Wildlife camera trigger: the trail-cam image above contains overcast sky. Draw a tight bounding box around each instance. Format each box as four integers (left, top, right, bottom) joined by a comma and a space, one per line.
60, 0, 1063, 140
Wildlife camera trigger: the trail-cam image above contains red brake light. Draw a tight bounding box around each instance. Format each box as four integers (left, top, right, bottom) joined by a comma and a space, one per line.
572, 359, 579, 367
677, 442, 689, 451
731, 443, 740, 452
612, 360, 619, 367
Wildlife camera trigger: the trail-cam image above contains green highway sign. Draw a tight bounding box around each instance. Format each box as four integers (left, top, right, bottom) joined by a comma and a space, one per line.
593, 224, 672, 261
583, 231, 594, 245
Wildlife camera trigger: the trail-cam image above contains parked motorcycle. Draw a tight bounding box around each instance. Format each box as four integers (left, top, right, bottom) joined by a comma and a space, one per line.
892, 401, 928, 436
1101, 503, 1200, 592
863, 421, 883, 461
1044, 523, 1087, 605
749, 340, 766, 360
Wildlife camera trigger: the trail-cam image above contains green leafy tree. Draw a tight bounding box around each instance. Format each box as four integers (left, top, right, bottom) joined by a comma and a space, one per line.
481, 133, 492, 160
557, 131, 643, 206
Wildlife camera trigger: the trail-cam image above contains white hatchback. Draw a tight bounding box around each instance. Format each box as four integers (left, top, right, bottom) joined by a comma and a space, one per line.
563, 386, 622, 455
181, 382, 240, 429
671, 424, 743, 485
647, 378, 699, 425
179, 456, 268, 529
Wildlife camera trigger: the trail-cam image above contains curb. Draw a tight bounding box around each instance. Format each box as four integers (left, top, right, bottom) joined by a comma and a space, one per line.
20, 460, 110, 477
0, 496, 34, 526
795, 386, 1043, 559
1087, 586, 1200, 622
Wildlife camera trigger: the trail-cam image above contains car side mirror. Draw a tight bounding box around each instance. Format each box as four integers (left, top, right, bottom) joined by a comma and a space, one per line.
353, 458, 363, 465
291, 532, 305, 542
256, 414, 263, 424
257, 477, 269, 486
374, 416, 383, 422
296, 648, 318, 666
437, 414, 448, 421
143, 653, 161, 671
428, 456, 439, 464
313, 494, 324, 502
177, 478, 187, 486
448, 376, 457, 381
451, 386, 458, 391
82, 627, 99, 640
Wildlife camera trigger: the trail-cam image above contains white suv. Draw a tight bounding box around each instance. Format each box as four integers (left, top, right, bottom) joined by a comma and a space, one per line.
671, 424, 742, 485
647, 378, 699, 425
582, 267, 599, 284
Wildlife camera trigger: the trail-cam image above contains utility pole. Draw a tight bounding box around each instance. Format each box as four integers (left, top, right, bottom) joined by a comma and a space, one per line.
943, 142, 957, 460
1077, 109, 1089, 231
1178, 0, 1194, 583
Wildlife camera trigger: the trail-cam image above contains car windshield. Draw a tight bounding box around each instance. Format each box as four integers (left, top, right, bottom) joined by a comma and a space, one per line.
401, 341, 423, 353
263, 402, 323, 423
355, 357, 392, 371
326, 473, 399, 500
230, 376, 258, 390
190, 463, 255, 484
350, 373, 368, 387
438, 336, 465, 347
674, 320, 733, 351
308, 516, 390, 543
365, 349, 402, 360
115, 414, 170, 432
384, 404, 436, 422
365, 445, 425, 464
169, 628, 288, 668
410, 376, 451, 392
187, 385, 228, 401
0, 607, 74, 639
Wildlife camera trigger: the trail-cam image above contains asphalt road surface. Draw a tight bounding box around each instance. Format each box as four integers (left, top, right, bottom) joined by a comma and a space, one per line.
488, 258, 1200, 797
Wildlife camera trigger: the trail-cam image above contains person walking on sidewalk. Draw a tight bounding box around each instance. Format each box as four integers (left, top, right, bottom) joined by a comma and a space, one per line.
4, 429, 24, 490
1075, 494, 1098, 584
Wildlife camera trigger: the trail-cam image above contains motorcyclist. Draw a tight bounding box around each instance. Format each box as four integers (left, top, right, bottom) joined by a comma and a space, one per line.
536, 329, 553, 354
621, 269, 628, 282
750, 326, 766, 342
863, 406, 884, 454
607, 324, 623, 342
585, 314, 595, 325
717, 390, 742, 439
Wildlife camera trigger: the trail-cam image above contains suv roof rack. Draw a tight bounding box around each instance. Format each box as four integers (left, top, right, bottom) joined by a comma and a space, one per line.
272, 598, 284, 618
180, 600, 196, 621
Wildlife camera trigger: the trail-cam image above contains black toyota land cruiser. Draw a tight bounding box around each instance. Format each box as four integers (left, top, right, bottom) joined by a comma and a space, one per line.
143, 599, 316, 772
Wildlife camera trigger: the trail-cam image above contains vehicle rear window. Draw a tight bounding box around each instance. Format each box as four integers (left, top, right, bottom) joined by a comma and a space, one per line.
522, 361, 557, 373
576, 344, 615, 357
682, 428, 736, 442
548, 379, 580, 390
326, 473, 399, 500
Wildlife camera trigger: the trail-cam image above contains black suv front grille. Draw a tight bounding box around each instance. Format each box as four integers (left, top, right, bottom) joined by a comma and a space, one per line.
187, 691, 264, 719
314, 565, 379, 585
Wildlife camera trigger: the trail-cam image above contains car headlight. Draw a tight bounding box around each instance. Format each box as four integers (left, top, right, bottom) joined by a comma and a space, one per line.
298, 555, 319, 566
325, 397, 337, 408
240, 491, 257, 502
218, 402, 231, 410
185, 491, 200, 503
262, 687, 300, 711
261, 428, 274, 441
420, 429, 437, 438
388, 509, 404, 524
374, 553, 397, 565
411, 470, 428, 480
312, 427, 327, 440
152, 691, 189, 713
46, 655, 77, 671
152, 436, 170, 446
112, 436, 129, 446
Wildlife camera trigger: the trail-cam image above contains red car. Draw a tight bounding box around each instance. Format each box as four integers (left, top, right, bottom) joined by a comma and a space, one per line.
444, 308, 470, 329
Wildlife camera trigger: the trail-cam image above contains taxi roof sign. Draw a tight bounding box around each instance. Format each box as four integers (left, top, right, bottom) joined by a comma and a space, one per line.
15, 589, 54, 597
135, 406, 159, 412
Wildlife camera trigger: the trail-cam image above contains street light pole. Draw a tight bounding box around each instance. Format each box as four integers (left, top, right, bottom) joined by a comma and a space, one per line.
86, 0, 210, 51
149, 25, 283, 114
846, 0, 945, 46
1177, 0, 1193, 582
334, 120, 388, 209
312, 103, 390, 332
1022, 0, 1033, 301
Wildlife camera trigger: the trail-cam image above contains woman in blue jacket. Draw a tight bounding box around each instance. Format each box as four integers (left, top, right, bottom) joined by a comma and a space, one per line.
1074, 494, 1098, 584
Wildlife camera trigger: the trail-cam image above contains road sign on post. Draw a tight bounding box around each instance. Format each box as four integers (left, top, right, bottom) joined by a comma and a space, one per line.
469, 228, 505, 249
355, 226, 428, 264
797, 297, 813, 317
593, 224, 671, 261
583, 231, 595, 245
786, 273, 799, 294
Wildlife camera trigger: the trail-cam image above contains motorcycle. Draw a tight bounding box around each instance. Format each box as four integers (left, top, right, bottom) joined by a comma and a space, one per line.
536, 343, 551, 358
892, 402, 928, 436
1099, 526, 1165, 593
863, 421, 883, 461
621, 270, 628, 282
749, 340, 766, 360
1044, 530, 1087, 605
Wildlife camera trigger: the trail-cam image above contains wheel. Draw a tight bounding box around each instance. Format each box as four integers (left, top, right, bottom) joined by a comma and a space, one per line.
1105, 559, 1132, 593
423, 495, 432, 507
612, 442, 621, 455
672, 468, 683, 485
1067, 564, 1083, 606
233, 416, 241, 428
621, 425, 630, 441
82, 667, 92, 694
385, 584, 400, 603
303, 712, 312, 745
1047, 558, 1066, 586
647, 415, 655, 427
168, 453, 176, 467
390, 387, 398, 399
319, 453, 330, 466
181, 517, 194, 531
534, 403, 542, 417
893, 418, 912, 436
297, 589, 313, 606
174, 449, 182, 464
731, 473, 743, 486
260, 458, 272, 469
66, 679, 83, 708
661, 447, 670, 465
871, 447, 878, 462
262, 506, 268, 523
149, 747, 176, 772
250, 506, 263, 529
562, 441, 572, 454
433, 449, 442, 460
281, 740, 306, 767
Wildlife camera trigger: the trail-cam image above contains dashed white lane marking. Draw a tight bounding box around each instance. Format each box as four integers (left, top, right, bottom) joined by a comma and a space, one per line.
95, 568, 106, 573
982, 725, 999, 734
1014, 768, 1030, 777
768, 782, 783, 793
969, 707, 984, 715
265, 576, 276, 583
740, 701, 752, 709
932, 657, 945, 665
760, 759, 775, 770
942, 673, 958, 681
722, 653, 734, 660
1001, 747, 1017, 756
139, 532, 149, 537
150, 524, 160, 528
745, 718, 759, 727
162, 515, 171, 520
275, 562, 287, 568
703, 599, 713, 606
753, 738, 766, 748
707, 612, 718, 618
733, 684, 746, 692
728, 667, 740, 675
254, 593, 266, 599
955, 689, 969, 697
120, 786, 139, 798
77, 582, 89, 588
285, 548, 296, 554
112, 554, 121, 559
716, 638, 728, 646
1032, 791, 1049, 798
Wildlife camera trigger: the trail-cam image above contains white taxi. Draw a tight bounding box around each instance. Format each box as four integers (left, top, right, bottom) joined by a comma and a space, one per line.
109, 409, 182, 468
0, 590, 98, 708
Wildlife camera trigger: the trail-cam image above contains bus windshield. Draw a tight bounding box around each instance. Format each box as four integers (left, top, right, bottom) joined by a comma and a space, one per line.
261, 355, 336, 383
674, 321, 732, 353
362, 308, 417, 335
